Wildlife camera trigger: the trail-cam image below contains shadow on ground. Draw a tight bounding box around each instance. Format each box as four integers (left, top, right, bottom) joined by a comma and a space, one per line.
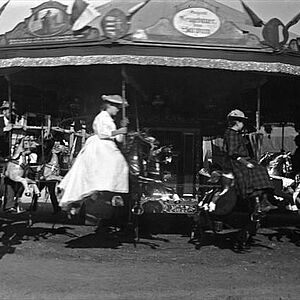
261, 226, 300, 246
0, 216, 77, 260
65, 225, 171, 250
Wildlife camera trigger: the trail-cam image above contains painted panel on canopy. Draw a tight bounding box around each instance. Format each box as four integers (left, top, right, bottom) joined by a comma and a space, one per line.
0, 0, 298, 52
0, 0, 103, 47
0, 0, 264, 49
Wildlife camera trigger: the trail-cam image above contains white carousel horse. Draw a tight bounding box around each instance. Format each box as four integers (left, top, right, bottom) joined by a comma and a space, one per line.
259, 151, 293, 178
5, 136, 41, 198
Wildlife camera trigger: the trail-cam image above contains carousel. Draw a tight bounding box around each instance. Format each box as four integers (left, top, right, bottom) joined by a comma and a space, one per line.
0, 0, 299, 239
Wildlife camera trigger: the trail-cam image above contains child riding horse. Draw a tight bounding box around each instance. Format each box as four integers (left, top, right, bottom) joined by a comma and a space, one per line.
4, 135, 41, 212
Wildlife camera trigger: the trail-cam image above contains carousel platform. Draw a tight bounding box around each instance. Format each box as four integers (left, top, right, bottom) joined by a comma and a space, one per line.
0, 192, 298, 236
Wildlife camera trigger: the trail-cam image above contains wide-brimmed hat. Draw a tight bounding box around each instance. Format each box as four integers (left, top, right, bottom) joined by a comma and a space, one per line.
227, 109, 248, 120
0, 100, 16, 111
101, 95, 128, 106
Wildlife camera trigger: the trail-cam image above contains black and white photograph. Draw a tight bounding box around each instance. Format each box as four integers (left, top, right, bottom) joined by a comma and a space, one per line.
0, 0, 299, 299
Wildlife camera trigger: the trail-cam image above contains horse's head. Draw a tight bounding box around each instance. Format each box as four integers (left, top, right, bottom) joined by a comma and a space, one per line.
13, 136, 39, 155
263, 152, 292, 177
259, 152, 276, 166
150, 145, 174, 164
27, 136, 40, 150
52, 141, 68, 154
125, 131, 172, 178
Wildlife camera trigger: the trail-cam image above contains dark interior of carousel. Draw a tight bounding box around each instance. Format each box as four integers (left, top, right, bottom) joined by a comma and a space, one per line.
1, 64, 299, 194
0, 64, 299, 131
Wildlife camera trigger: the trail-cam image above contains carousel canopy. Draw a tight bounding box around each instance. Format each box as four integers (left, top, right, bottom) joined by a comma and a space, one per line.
0, 0, 299, 75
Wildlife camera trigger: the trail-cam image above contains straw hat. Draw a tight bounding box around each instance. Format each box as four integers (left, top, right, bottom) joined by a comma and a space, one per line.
101, 95, 128, 106
0, 100, 16, 111
227, 109, 248, 120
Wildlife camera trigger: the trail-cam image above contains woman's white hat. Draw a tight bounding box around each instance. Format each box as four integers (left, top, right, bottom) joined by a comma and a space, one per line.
227, 109, 248, 119
101, 95, 128, 106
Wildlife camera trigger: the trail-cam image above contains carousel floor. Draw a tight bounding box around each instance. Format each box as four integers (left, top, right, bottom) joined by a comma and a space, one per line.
1, 191, 299, 236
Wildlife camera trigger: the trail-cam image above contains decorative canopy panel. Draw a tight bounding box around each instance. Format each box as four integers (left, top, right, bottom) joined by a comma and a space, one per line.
0, 0, 299, 74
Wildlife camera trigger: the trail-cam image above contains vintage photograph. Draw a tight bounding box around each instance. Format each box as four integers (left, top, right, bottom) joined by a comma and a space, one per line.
0, 0, 299, 299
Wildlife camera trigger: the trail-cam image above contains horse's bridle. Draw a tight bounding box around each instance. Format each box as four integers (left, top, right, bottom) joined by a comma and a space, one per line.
8, 155, 28, 170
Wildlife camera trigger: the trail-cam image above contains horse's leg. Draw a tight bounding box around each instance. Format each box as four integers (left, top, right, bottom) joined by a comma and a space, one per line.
46, 181, 60, 214
29, 182, 41, 198
232, 196, 258, 251
10, 176, 32, 197
3, 177, 20, 210
14, 182, 26, 212
259, 191, 278, 212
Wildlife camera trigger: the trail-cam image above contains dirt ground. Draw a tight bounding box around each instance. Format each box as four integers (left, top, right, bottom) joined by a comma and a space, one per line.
0, 211, 299, 300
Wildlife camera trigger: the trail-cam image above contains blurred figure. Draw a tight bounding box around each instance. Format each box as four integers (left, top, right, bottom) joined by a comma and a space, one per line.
0, 101, 17, 158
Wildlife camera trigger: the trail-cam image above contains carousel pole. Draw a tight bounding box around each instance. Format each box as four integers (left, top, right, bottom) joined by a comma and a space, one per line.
256, 85, 261, 131
5, 75, 12, 155
281, 123, 285, 153
256, 85, 263, 160
121, 66, 127, 147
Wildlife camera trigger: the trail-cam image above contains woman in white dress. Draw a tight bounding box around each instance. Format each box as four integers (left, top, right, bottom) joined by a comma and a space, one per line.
58, 94, 129, 210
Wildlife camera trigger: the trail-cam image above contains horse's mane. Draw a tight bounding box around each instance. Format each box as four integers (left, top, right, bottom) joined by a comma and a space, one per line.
260, 152, 292, 176
11, 136, 27, 158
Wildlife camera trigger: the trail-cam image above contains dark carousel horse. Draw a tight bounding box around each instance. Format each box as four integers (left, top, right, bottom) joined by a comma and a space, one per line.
28, 136, 68, 214
191, 151, 299, 250
123, 131, 175, 215
73, 130, 175, 237
190, 165, 277, 251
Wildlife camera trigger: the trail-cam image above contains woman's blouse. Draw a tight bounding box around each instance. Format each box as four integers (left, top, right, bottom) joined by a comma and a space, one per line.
92, 111, 116, 139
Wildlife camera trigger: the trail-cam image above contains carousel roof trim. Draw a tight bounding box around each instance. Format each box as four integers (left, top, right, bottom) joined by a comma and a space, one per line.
1, 54, 300, 75
0, 0, 299, 75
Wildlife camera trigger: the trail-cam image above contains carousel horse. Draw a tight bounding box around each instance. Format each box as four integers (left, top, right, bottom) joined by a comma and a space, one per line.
124, 131, 173, 179
69, 130, 176, 231
4, 136, 41, 210
30, 136, 68, 214
190, 166, 276, 251
259, 152, 293, 178
39, 138, 67, 182
123, 131, 176, 215
191, 151, 298, 249
259, 152, 298, 210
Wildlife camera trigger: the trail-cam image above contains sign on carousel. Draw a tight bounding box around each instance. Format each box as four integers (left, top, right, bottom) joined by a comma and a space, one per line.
173, 7, 221, 38
0, 1, 98, 47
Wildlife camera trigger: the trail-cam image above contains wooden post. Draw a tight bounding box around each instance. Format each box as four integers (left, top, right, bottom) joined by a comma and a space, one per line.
69, 122, 75, 165
81, 120, 86, 147
45, 114, 51, 137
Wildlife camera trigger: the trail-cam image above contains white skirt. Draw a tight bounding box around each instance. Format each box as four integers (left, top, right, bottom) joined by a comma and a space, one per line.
58, 135, 129, 208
